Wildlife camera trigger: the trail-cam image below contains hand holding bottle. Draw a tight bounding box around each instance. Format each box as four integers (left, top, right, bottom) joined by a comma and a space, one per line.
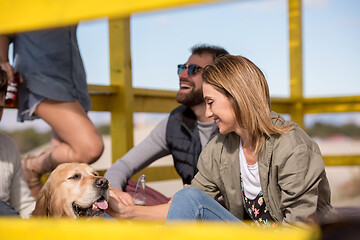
0, 61, 14, 84
5, 54, 20, 107
133, 174, 146, 206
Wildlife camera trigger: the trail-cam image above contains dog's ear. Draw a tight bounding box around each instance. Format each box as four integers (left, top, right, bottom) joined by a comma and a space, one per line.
31, 182, 51, 217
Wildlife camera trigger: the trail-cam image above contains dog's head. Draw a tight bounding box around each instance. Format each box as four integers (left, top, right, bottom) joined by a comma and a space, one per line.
32, 163, 109, 218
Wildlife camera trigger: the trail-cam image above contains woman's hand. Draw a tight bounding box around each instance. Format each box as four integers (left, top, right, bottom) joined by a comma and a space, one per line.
112, 188, 135, 206
106, 189, 171, 221
106, 189, 131, 218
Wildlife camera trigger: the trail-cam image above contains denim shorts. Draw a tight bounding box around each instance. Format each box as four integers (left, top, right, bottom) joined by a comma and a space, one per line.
18, 92, 45, 122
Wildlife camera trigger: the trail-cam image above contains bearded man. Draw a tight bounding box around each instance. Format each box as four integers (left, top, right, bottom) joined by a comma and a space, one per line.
104, 45, 228, 205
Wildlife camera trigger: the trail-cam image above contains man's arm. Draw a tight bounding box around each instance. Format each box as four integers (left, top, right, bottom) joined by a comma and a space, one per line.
105, 117, 171, 190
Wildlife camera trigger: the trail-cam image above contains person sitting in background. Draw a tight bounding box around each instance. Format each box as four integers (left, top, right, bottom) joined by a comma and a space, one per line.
0, 26, 104, 197
0, 67, 35, 218
105, 44, 228, 205
105, 55, 338, 226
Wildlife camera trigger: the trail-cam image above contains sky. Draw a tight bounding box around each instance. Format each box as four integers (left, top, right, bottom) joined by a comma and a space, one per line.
1, 0, 360, 132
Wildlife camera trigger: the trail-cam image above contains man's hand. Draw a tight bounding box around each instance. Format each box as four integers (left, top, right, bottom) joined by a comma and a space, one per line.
0, 62, 14, 84
112, 188, 135, 206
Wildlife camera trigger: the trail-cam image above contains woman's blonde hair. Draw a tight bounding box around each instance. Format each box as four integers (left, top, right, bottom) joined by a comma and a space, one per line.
202, 55, 293, 153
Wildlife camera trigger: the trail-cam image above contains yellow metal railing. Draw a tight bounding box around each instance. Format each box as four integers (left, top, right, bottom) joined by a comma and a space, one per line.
0, 0, 223, 34
0, 218, 319, 240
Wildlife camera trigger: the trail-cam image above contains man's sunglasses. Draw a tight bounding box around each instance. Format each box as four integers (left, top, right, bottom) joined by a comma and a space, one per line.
177, 64, 203, 76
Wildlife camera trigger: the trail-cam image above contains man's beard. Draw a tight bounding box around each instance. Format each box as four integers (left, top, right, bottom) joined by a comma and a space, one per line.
176, 87, 204, 107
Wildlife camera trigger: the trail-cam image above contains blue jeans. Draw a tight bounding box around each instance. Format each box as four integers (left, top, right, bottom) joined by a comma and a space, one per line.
0, 200, 19, 217
167, 188, 244, 223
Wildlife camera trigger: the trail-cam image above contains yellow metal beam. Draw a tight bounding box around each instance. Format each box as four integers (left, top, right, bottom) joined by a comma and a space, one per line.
133, 88, 180, 113
88, 84, 120, 95
0, 218, 318, 240
323, 155, 360, 166
89, 94, 114, 112
288, 0, 304, 129
132, 165, 181, 182
88, 85, 119, 111
303, 96, 360, 114
130, 155, 360, 182
88, 85, 360, 114
87, 86, 303, 115
0, 0, 224, 34
270, 97, 293, 114
108, 18, 134, 162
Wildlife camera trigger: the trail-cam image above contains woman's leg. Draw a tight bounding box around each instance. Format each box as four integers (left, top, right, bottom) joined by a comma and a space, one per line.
37, 99, 104, 164
167, 188, 244, 223
22, 99, 104, 196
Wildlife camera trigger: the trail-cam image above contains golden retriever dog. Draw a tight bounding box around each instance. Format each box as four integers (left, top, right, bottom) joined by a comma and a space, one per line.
32, 162, 109, 218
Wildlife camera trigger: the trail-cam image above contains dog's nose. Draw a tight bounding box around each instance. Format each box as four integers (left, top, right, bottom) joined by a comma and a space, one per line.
95, 177, 109, 189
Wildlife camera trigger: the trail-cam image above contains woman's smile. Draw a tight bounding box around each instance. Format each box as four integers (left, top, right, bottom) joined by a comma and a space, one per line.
203, 82, 238, 135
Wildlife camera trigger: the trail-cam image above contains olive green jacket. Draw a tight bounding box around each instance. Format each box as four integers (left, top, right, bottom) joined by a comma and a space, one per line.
188, 112, 337, 224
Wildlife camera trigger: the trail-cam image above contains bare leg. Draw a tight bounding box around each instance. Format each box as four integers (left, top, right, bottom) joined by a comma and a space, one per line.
50, 130, 62, 148
22, 99, 104, 197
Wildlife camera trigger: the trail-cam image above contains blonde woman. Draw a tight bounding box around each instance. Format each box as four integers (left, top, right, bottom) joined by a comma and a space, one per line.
166, 55, 338, 225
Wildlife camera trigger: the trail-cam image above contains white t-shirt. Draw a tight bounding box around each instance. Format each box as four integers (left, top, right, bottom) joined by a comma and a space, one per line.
239, 139, 261, 200
0, 132, 35, 218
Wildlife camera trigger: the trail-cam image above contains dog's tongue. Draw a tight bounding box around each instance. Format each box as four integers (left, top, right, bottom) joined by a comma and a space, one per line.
94, 200, 108, 210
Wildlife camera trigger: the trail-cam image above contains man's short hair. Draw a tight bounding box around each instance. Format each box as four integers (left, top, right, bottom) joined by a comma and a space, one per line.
0, 68, 7, 97
191, 44, 229, 61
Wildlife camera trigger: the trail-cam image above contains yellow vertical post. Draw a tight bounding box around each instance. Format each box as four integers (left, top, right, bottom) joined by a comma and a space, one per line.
288, 0, 304, 129
108, 17, 134, 163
